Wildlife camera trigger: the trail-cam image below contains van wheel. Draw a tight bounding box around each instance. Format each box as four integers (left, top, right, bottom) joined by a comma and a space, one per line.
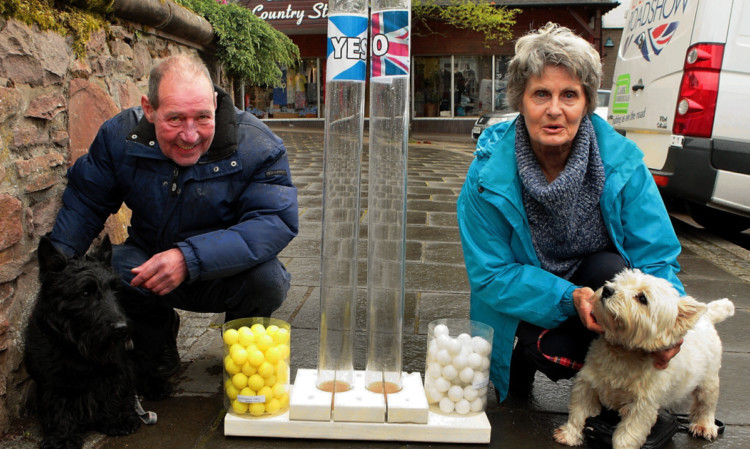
687, 203, 750, 234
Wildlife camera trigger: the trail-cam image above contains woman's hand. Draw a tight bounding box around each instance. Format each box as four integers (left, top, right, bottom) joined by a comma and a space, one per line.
652, 340, 683, 369
573, 287, 604, 334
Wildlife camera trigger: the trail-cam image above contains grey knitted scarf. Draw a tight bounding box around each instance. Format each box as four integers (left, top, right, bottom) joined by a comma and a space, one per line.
515, 114, 612, 279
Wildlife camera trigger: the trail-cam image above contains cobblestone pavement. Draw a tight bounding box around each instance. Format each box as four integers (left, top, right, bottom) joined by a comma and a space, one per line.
3, 127, 748, 449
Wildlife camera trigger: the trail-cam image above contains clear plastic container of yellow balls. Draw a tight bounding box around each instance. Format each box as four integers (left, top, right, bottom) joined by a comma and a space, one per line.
222, 317, 291, 418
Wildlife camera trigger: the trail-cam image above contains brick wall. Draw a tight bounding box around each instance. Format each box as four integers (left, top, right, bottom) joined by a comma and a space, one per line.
0, 15, 221, 435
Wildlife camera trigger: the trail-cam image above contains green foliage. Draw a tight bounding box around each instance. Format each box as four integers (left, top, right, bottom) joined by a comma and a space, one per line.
413, 0, 520, 47
0, 0, 113, 56
174, 0, 299, 87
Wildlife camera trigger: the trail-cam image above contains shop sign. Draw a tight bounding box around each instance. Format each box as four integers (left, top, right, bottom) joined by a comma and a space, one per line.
238, 0, 329, 30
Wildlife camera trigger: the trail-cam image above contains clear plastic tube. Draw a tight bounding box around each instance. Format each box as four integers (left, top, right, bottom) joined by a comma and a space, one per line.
365, 0, 411, 394
317, 0, 369, 393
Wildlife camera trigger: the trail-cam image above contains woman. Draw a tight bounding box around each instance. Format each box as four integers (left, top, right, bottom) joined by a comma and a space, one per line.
457, 23, 684, 403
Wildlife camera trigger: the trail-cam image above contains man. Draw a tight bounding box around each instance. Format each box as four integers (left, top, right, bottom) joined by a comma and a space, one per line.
50, 55, 298, 399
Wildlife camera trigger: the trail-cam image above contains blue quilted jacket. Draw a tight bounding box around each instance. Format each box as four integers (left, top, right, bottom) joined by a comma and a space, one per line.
50, 87, 298, 282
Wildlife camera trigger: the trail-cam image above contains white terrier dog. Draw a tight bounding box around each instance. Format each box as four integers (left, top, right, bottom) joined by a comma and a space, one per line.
553, 269, 734, 449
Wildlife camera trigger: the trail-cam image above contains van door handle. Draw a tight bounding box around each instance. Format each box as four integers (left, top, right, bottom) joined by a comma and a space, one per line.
632, 84, 644, 91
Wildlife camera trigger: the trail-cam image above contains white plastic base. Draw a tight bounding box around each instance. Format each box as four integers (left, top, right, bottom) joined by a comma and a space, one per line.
225, 368, 491, 444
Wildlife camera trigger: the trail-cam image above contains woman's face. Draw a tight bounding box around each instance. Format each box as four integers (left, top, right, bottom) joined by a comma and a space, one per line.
518, 65, 588, 156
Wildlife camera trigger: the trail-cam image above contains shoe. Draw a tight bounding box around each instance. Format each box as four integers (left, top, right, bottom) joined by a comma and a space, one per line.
584, 408, 678, 449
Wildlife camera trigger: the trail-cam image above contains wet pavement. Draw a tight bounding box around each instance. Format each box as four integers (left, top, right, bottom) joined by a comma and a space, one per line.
4, 126, 748, 448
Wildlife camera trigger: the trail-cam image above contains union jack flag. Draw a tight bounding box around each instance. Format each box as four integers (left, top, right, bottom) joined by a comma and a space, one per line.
370, 10, 410, 77
626, 21, 679, 62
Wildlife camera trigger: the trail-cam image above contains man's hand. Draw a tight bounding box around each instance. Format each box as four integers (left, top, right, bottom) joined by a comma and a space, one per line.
130, 248, 188, 296
573, 287, 604, 334
652, 339, 683, 369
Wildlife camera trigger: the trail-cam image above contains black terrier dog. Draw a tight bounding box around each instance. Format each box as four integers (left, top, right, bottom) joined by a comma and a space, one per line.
24, 235, 144, 449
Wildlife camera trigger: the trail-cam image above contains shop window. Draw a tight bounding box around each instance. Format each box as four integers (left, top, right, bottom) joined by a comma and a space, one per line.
244, 58, 322, 119
493, 55, 512, 111
413, 56, 445, 117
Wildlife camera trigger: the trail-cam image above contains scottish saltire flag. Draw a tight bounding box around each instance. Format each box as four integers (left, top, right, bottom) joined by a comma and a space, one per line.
327, 14, 368, 82
370, 9, 410, 78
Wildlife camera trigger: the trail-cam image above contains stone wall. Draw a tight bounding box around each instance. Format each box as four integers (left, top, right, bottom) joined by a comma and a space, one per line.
0, 14, 221, 435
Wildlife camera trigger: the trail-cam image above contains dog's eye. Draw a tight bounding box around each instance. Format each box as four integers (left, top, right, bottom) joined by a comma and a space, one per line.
635, 293, 648, 306
81, 282, 98, 297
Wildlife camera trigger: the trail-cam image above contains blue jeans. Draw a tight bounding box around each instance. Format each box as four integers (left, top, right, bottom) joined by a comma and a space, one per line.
112, 243, 291, 366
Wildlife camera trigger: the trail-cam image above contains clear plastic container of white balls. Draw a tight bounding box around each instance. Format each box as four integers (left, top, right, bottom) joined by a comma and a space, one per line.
423, 318, 493, 416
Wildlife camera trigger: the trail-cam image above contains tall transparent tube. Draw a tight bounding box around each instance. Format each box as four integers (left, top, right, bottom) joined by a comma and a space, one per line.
317, 0, 368, 393
365, 0, 411, 394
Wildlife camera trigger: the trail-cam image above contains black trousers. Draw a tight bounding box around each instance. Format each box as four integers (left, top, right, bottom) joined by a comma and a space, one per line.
514, 251, 627, 382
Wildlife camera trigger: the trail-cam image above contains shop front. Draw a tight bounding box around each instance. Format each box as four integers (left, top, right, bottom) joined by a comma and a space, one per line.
233, 0, 616, 134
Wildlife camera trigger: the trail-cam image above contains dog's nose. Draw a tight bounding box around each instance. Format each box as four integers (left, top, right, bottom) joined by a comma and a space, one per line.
601, 285, 614, 300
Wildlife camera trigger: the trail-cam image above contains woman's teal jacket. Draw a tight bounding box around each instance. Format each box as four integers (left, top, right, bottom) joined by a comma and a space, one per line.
457, 114, 684, 401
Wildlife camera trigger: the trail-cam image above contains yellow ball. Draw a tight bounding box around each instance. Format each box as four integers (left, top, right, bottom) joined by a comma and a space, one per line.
264, 374, 277, 387
250, 323, 267, 336
231, 399, 249, 414
257, 334, 274, 351
279, 344, 290, 360
265, 398, 281, 414
272, 383, 287, 398
258, 385, 273, 402
248, 348, 264, 367
231, 373, 248, 390
231, 346, 248, 366
225, 382, 239, 400
258, 361, 275, 378
277, 393, 289, 409
224, 356, 240, 376
223, 328, 239, 346
237, 327, 255, 346
239, 387, 256, 398
265, 346, 281, 364
272, 328, 290, 345
248, 374, 265, 391
249, 402, 265, 416
241, 362, 257, 377
266, 324, 279, 336
275, 360, 289, 383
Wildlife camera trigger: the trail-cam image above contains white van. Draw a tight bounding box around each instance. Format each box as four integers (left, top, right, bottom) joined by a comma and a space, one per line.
610, 0, 750, 232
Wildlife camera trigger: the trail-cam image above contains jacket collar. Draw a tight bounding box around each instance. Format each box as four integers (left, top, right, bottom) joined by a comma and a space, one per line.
126, 85, 238, 163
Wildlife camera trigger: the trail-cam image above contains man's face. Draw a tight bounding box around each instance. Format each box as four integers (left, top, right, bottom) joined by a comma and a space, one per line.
142, 73, 217, 167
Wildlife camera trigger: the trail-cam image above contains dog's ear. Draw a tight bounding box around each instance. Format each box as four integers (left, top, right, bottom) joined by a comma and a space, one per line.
37, 236, 67, 274
674, 296, 707, 337
91, 235, 113, 265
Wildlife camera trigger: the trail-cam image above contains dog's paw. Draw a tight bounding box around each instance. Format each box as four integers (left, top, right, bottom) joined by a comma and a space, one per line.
40, 435, 83, 449
689, 422, 719, 441
553, 425, 584, 446
101, 414, 141, 437
139, 377, 173, 401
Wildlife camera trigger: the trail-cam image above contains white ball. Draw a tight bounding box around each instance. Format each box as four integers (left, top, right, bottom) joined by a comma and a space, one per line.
439, 397, 455, 413
446, 338, 461, 355
457, 333, 472, 346
447, 385, 464, 402
436, 334, 452, 350
467, 352, 483, 369
436, 349, 452, 365
459, 366, 475, 383
442, 364, 458, 381
472, 371, 488, 386
425, 387, 443, 404
480, 355, 491, 371
433, 323, 449, 338
472, 336, 491, 355
455, 399, 471, 415
470, 397, 485, 412
426, 362, 442, 379
427, 339, 438, 357
451, 353, 468, 370
463, 385, 479, 401
435, 376, 451, 393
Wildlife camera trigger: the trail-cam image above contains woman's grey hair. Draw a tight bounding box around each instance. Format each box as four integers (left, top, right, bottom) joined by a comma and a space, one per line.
147, 54, 213, 110
506, 22, 602, 115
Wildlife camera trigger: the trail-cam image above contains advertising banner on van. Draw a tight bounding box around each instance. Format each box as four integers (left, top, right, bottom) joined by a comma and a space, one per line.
621, 0, 692, 62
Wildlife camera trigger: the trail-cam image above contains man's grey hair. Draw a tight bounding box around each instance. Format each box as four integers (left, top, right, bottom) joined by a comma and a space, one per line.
506, 22, 602, 115
147, 54, 213, 110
